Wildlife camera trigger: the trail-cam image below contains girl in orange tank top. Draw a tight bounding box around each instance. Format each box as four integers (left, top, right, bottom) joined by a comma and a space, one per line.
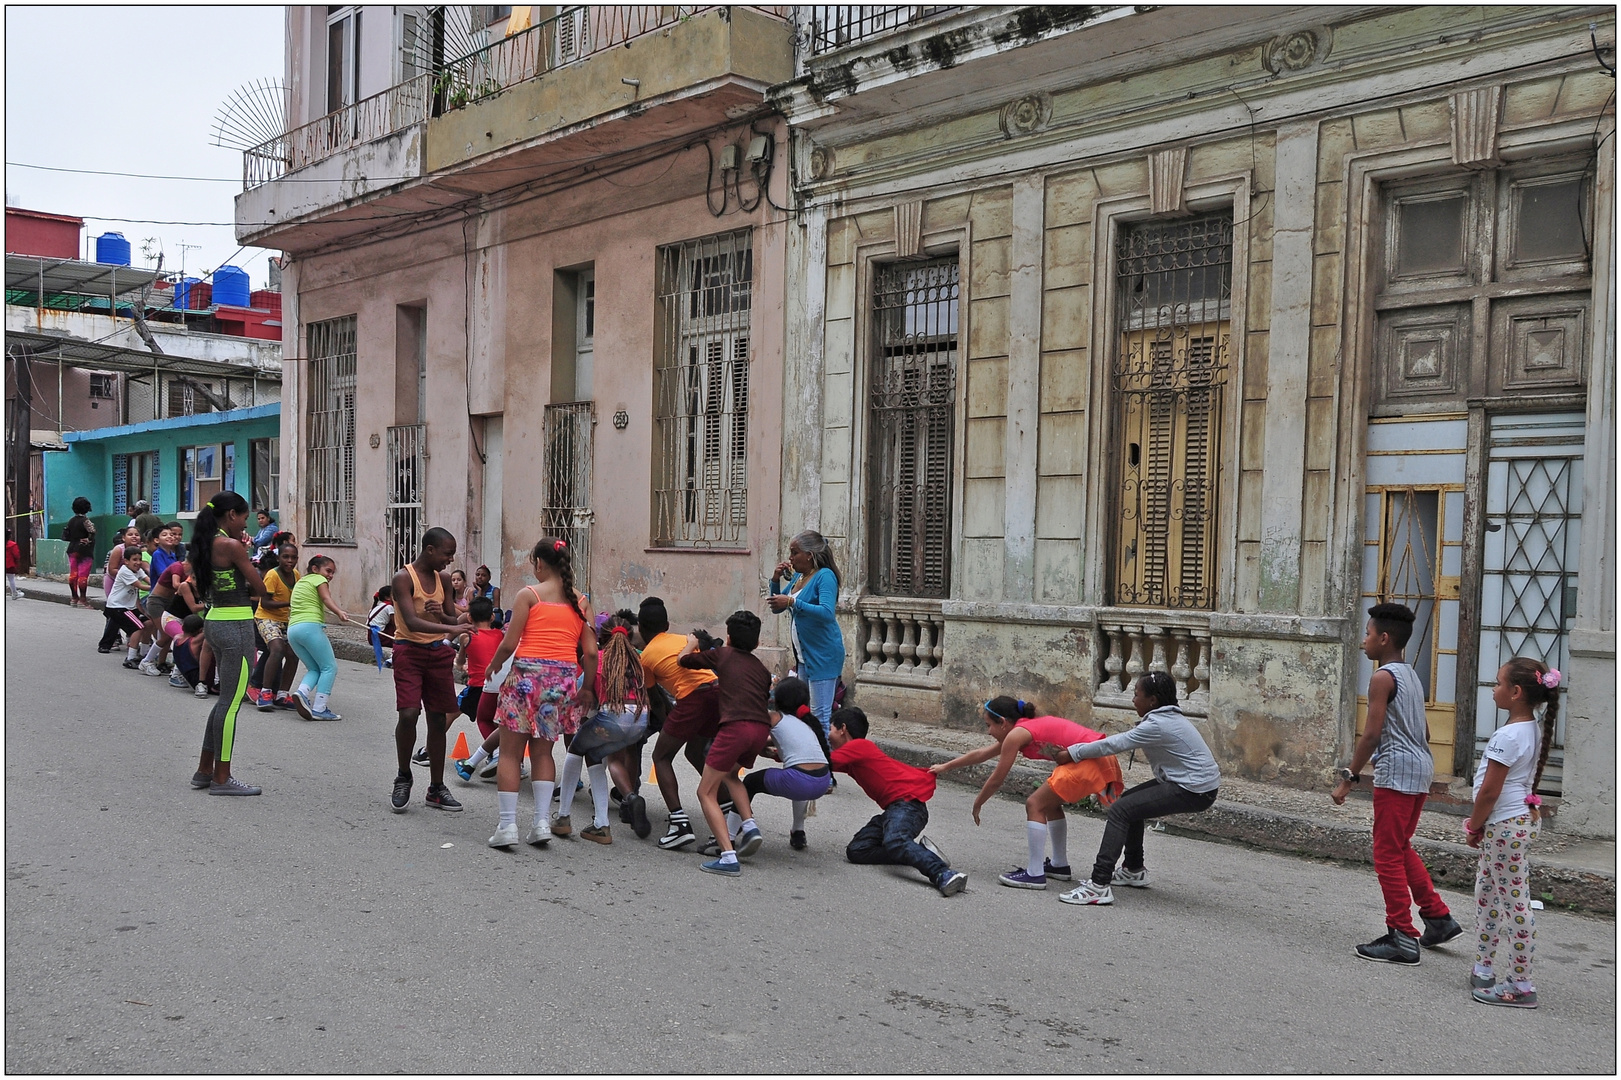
482, 538, 596, 849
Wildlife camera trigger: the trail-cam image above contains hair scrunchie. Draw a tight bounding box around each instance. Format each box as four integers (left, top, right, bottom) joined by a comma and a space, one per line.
610, 626, 629, 637
553, 539, 567, 552
1540, 669, 1561, 689
795, 705, 814, 719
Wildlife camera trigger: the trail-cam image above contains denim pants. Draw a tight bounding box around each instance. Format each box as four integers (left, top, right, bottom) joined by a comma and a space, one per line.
807, 678, 838, 738
846, 798, 949, 886
1090, 777, 1217, 887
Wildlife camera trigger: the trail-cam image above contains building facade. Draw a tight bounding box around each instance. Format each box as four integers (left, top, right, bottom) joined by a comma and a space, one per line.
772, 6, 1615, 834
241, 7, 796, 645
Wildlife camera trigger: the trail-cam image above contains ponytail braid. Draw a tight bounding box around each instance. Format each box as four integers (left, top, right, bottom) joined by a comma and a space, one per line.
1503, 656, 1561, 822
532, 536, 586, 621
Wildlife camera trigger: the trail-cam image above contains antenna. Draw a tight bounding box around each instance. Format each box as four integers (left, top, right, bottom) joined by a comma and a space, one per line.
177, 241, 202, 280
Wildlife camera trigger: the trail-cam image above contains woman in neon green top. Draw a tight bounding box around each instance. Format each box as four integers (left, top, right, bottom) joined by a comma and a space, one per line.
286, 554, 352, 721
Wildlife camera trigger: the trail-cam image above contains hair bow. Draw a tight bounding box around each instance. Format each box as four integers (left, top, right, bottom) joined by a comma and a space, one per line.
1539, 669, 1561, 689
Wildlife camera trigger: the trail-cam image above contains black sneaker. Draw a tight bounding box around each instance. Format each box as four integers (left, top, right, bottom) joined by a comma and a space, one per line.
1355, 929, 1420, 966
659, 816, 697, 850
390, 773, 412, 814
425, 784, 463, 812
618, 793, 635, 825
411, 747, 430, 768
627, 793, 652, 839
790, 829, 808, 851
122, 658, 140, 669
1420, 913, 1464, 949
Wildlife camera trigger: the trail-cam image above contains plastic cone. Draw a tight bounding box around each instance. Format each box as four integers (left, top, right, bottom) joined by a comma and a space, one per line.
451, 732, 470, 760
647, 763, 658, 785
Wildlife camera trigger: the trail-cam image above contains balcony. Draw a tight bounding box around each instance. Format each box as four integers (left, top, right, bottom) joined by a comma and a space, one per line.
237, 5, 791, 251
803, 6, 959, 55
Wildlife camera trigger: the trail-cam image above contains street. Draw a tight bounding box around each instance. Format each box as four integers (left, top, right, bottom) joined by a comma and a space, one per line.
4, 599, 1615, 1073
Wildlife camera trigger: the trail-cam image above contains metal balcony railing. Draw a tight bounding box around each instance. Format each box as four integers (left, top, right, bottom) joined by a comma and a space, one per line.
243, 73, 433, 189
243, 6, 791, 190
805, 6, 959, 55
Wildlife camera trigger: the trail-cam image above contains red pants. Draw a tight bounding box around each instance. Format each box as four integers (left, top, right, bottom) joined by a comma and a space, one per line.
1372, 787, 1449, 936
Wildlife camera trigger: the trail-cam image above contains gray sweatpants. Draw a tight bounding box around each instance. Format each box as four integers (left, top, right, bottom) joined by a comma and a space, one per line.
202, 618, 256, 764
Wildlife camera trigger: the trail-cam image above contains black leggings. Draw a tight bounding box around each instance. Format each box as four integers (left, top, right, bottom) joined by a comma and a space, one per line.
1090, 777, 1217, 887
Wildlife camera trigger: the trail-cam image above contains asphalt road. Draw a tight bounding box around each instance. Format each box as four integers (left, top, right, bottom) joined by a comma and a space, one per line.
5, 599, 1615, 1073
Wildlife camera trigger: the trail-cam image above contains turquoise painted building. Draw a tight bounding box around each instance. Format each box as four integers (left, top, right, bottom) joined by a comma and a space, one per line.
44, 403, 282, 563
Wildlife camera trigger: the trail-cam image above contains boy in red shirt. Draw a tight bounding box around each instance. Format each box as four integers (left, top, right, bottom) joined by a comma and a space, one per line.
450, 597, 511, 781
830, 706, 968, 897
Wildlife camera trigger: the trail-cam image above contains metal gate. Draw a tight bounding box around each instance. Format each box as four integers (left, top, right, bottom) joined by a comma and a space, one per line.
543, 403, 593, 596
385, 424, 425, 574
1475, 412, 1584, 793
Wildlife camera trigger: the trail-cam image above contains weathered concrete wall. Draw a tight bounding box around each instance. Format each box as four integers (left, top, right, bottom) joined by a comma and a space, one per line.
1204, 618, 1349, 785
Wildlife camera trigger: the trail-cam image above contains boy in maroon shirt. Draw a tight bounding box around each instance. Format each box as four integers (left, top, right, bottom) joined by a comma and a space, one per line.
679, 610, 773, 877
830, 707, 968, 897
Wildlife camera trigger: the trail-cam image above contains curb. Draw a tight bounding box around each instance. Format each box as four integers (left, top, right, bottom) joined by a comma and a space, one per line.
873, 735, 1616, 916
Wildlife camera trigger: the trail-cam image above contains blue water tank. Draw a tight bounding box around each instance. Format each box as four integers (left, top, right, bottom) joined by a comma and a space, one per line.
212, 265, 250, 308
95, 231, 131, 266
174, 277, 201, 310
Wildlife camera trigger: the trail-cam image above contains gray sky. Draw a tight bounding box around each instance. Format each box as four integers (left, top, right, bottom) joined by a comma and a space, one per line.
5, 6, 285, 289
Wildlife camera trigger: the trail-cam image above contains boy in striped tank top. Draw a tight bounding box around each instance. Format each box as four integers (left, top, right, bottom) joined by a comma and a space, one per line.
1332, 602, 1461, 965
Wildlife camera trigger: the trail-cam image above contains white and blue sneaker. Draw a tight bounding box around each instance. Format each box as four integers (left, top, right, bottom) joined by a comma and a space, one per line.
453, 758, 478, 783
308, 707, 342, 721
293, 686, 315, 721
700, 857, 741, 877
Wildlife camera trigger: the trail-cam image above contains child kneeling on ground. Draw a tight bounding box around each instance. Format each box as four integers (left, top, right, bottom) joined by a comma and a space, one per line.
830, 707, 967, 897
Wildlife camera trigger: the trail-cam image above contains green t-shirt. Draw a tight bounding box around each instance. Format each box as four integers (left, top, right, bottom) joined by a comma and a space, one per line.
288, 572, 329, 626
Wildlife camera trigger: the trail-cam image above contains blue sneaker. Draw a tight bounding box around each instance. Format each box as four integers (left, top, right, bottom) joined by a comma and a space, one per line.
1044, 859, 1074, 881
998, 868, 1047, 890
700, 857, 741, 877
308, 707, 342, 721
293, 686, 315, 721
735, 826, 764, 859
453, 758, 477, 783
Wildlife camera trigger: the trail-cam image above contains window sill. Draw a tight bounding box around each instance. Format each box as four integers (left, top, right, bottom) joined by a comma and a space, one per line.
644, 547, 752, 555
305, 541, 359, 548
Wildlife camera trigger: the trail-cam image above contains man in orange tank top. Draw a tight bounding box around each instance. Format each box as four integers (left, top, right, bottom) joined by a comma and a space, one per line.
389, 527, 472, 814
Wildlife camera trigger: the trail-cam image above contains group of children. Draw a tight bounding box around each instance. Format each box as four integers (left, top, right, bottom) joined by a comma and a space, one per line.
55, 503, 1558, 1007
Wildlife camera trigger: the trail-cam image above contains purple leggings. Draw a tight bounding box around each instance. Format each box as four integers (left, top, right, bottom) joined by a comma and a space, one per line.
744, 765, 832, 802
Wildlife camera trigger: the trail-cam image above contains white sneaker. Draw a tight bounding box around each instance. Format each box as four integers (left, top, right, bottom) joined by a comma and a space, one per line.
916, 833, 947, 864
479, 753, 501, 780
487, 823, 520, 848
138, 660, 165, 677
193, 682, 210, 699
1111, 866, 1150, 888
1058, 881, 1114, 906
522, 820, 553, 846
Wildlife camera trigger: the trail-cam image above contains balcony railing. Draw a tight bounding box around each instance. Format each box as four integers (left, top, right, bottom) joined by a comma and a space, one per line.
244, 7, 791, 190
856, 596, 944, 687
243, 73, 433, 189
1095, 616, 1212, 718
805, 6, 959, 55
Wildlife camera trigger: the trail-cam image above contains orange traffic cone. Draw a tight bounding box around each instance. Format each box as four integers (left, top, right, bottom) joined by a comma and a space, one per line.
451, 731, 470, 760
647, 763, 658, 785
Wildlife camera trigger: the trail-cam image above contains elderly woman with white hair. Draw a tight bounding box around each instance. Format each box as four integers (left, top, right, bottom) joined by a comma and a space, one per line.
768, 529, 845, 738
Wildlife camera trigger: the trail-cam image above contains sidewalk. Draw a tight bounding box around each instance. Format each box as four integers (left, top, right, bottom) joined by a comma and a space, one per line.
867, 715, 1616, 915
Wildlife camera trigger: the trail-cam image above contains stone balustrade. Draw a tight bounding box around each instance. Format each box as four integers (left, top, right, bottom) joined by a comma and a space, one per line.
856, 597, 945, 686
1095, 616, 1211, 716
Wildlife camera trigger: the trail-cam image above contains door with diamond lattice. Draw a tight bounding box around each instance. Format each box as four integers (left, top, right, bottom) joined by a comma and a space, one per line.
1475, 412, 1583, 794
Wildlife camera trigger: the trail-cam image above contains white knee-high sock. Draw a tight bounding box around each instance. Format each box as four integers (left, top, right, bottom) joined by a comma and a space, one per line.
144, 642, 163, 664
587, 762, 611, 828
1026, 821, 1049, 878
1048, 816, 1069, 866
531, 780, 555, 826
498, 790, 518, 828
791, 799, 809, 831
558, 753, 584, 816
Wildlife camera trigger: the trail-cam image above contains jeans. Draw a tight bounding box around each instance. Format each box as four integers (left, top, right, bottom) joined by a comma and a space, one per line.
287, 621, 338, 695
807, 678, 838, 738
1372, 786, 1449, 936
1090, 777, 1218, 887
846, 799, 950, 886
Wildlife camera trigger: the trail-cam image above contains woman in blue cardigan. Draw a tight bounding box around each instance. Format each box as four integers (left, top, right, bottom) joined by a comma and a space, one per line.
768, 530, 845, 737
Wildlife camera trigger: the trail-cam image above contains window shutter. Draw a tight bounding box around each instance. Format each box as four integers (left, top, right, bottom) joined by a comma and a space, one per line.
112, 454, 129, 516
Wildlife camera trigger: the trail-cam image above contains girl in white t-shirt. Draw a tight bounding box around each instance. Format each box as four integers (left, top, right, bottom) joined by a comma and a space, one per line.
1464, 656, 1560, 1010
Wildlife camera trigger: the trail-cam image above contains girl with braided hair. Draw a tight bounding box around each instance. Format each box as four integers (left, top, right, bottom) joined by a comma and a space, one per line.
1464, 657, 1562, 1009
483, 537, 596, 849
562, 611, 652, 842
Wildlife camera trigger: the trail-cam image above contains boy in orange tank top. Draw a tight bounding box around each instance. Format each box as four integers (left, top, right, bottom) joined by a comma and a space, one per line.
389, 527, 472, 815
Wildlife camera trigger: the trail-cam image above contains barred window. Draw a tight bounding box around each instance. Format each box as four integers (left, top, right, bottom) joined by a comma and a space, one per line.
869, 259, 959, 598
1111, 213, 1232, 609
653, 229, 752, 547
307, 315, 358, 544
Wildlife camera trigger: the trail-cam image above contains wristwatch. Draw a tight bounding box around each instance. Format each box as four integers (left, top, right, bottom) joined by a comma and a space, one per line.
1337, 767, 1360, 784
